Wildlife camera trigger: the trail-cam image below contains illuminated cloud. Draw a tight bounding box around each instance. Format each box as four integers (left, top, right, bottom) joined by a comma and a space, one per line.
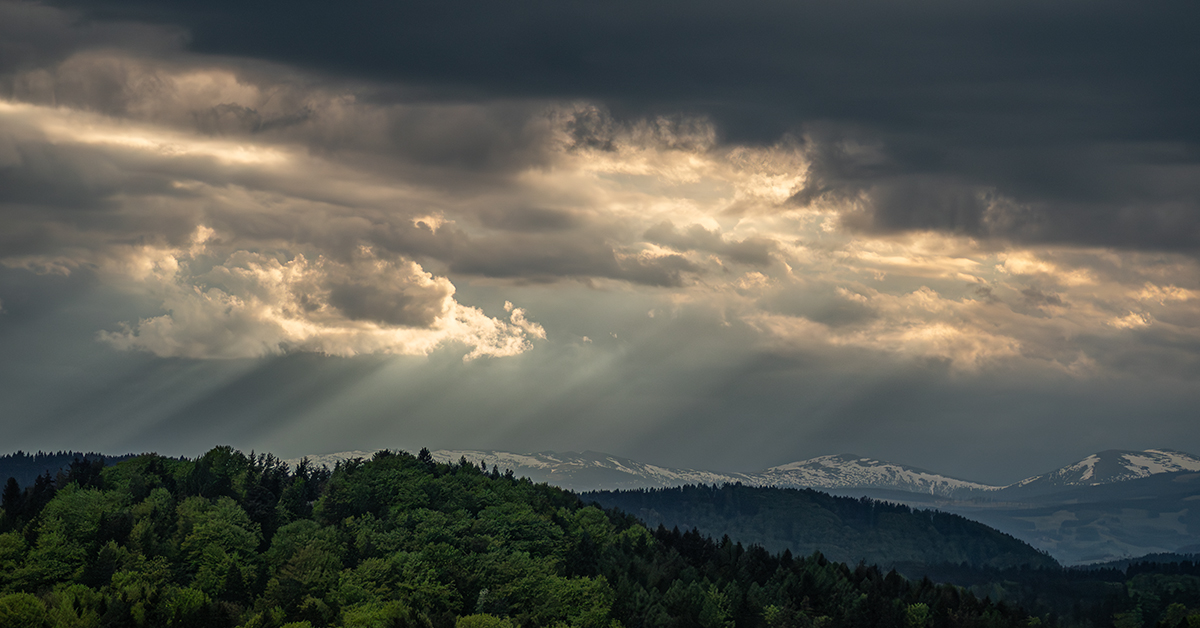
1, 0, 1200, 475
95, 233, 539, 360
3, 58, 1200, 373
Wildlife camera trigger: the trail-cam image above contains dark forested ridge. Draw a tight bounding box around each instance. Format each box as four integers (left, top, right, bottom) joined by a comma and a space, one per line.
1078, 554, 1200, 573
0, 446, 1041, 628
583, 485, 1058, 571
0, 451, 141, 489
915, 558, 1200, 628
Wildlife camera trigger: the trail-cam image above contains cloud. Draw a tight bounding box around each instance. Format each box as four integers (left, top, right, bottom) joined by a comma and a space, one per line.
1, 29, 1199, 378
38, 0, 1200, 252
96, 233, 540, 359
0, 1, 183, 74
3, 0, 1200, 481
644, 221, 775, 266
1020, 288, 1065, 309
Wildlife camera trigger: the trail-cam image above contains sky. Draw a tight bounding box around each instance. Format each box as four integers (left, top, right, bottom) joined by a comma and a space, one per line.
1, 0, 1199, 485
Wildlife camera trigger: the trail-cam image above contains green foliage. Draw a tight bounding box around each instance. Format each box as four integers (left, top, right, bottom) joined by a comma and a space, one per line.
0, 592, 48, 628
0, 446, 1042, 628
46, 583, 104, 628
905, 602, 931, 628
342, 601, 432, 628
458, 614, 516, 628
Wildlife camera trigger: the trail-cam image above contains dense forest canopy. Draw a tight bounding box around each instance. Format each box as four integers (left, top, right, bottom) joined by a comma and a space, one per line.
0, 446, 1041, 628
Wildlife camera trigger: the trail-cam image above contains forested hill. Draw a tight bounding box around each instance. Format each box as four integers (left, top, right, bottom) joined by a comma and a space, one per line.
0, 451, 141, 488
584, 484, 1058, 570
0, 446, 1037, 628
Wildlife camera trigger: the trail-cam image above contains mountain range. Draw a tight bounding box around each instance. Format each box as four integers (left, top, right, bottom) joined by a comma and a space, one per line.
284, 447, 1200, 565
286, 447, 1200, 497
4, 446, 1191, 566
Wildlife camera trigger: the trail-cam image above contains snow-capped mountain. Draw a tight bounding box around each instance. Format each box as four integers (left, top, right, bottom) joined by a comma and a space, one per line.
285, 449, 747, 491
756, 454, 998, 497
288, 450, 376, 471
285, 449, 991, 495
285, 447, 1200, 497
431, 450, 750, 492
1004, 449, 1200, 494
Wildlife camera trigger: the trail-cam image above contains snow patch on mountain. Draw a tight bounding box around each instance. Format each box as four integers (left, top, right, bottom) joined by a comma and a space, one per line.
285, 447, 1200, 496
757, 454, 999, 496
432, 450, 751, 491
1010, 449, 1200, 491
286, 450, 376, 470
286, 449, 992, 495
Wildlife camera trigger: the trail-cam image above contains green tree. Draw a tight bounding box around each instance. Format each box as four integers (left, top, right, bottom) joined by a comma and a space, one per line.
0, 592, 48, 628
906, 603, 931, 628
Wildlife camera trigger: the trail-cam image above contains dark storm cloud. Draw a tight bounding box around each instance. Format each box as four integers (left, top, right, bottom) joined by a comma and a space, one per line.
476, 206, 581, 233
6, 49, 559, 179
0, 0, 181, 74
49, 0, 1200, 250
0, 137, 177, 211
1020, 288, 1064, 308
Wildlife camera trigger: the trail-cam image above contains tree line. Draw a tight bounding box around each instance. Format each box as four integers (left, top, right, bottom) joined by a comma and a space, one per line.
0, 446, 1037, 628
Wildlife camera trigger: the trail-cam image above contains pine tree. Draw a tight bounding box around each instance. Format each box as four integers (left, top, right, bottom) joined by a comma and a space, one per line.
1, 476, 21, 519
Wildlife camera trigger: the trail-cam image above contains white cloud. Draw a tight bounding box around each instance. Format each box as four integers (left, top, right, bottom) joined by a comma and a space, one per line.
97, 233, 541, 359
1136, 283, 1198, 304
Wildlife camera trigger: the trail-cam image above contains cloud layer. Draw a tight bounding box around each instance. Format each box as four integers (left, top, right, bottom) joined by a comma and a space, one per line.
1, 0, 1199, 473
3, 36, 1200, 371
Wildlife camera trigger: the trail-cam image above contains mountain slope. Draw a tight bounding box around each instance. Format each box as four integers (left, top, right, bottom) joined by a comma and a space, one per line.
945, 471, 1200, 565
289, 449, 996, 495
287, 449, 750, 491
1003, 449, 1200, 496
584, 483, 1059, 570
291, 448, 1200, 497
758, 454, 997, 497
432, 449, 751, 490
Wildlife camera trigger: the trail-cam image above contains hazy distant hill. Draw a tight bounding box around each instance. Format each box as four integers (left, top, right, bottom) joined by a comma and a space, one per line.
1077, 552, 1200, 572
945, 471, 1200, 565
583, 483, 1059, 570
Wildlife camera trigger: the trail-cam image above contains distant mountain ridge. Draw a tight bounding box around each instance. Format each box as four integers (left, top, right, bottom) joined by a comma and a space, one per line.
284, 447, 1200, 498
288, 449, 983, 495
758, 454, 996, 496
1005, 448, 1200, 495
944, 471, 1200, 565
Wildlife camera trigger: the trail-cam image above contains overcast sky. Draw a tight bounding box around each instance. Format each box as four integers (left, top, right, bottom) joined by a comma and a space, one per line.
1, 0, 1199, 484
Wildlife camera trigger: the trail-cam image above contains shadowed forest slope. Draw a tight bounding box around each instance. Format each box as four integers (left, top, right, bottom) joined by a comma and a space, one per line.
584, 484, 1058, 570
